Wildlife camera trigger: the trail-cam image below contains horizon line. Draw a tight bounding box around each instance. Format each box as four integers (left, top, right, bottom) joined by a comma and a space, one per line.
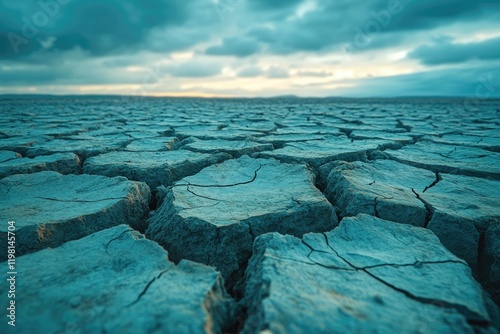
1, 93, 498, 100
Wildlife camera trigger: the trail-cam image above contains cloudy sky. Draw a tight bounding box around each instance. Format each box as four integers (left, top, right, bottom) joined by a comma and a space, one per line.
1, 0, 500, 97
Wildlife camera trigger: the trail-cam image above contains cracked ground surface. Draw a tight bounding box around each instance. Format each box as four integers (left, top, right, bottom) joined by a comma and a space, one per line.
241, 215, 490, 334
322, 159, 500, 277
146, 156, 337, 289
0, 97, 499, 333
3, 225, 235, 333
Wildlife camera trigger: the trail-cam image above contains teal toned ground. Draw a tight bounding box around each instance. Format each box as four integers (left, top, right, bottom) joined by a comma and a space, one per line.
0, 97, 499, 333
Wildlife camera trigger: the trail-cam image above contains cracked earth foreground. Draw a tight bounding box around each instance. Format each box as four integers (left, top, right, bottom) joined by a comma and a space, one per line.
0, 97, 499, 333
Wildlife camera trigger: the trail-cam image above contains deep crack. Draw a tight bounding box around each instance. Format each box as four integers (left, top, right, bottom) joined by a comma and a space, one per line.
374, 197, 380, 218
396, 120, 412, 132
411, 188, 435, 228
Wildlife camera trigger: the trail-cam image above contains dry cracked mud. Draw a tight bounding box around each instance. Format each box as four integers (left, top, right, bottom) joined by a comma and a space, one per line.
0, 97, 499, 333
1, 225, 235, 333
241, 214, 492, 333
146, 155, 337, 290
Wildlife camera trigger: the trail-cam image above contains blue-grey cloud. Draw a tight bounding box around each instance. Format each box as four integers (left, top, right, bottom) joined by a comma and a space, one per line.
0, 57, 222, 85
249, 0, 303, 10
210, 0, 500, 56
267, 66, 289, 78
383, 0, 500, 32
335, 64, 500, 98
237, 66, 263, 78
205, 37, 261, 58
165, 61, 222, 78
2, 0, 500, 61
409, 37, 500, 65
0, 0, 208, 59
0, 62, 142, 85
1, 0, 500, 97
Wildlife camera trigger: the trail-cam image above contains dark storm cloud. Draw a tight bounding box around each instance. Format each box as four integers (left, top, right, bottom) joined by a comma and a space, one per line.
0, 0, 206, 59
1, 0, 500, 96
2, 0, 500, 60
409, 37, 500, 66
382, 0, 500, 32
208, 0, 500, 56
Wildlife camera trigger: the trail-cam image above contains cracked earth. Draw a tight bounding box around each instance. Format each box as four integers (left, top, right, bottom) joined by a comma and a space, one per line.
0, 97, 499, 333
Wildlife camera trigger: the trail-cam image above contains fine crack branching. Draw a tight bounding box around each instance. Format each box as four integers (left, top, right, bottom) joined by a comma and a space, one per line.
438, 147, 457, 158
362, 269, 487, 323
423, 172, 442, 193
301, 240, 354, 271
36, 196, 126, 203
301, 239, 318, 252
172, 165, 262, 189
0, 157, 19, 163
361, 259, 468, 270
374, 136, 421, 154
178, 202, 221, 211
186, 185, 225, 202
105, 229, 131, 255
321, 233, 484, 323
267, 254, 319, 266
126, 268, 172, 307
